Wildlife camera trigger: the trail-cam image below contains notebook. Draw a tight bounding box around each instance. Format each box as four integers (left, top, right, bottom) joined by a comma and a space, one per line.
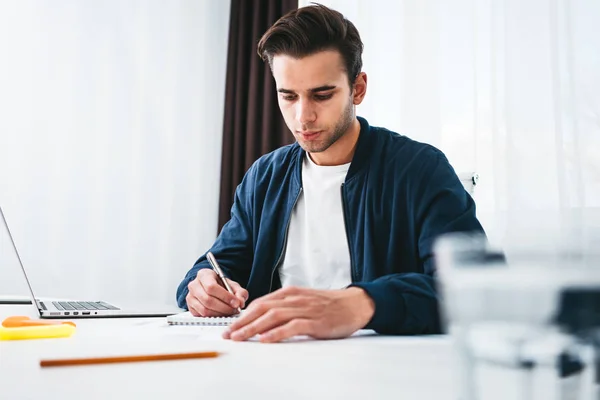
166, 311, 240, 326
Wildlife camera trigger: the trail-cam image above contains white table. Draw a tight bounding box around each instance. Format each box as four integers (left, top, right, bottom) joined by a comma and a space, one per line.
0, 304, 458, 400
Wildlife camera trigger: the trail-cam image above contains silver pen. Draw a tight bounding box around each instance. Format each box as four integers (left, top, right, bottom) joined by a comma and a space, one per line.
206, 252, 242, 313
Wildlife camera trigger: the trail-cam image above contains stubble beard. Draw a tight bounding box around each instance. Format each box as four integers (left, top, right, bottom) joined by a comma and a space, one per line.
297, 98, 355, 153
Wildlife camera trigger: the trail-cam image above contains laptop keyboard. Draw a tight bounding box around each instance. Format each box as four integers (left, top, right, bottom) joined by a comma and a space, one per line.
52, 301, 120, 311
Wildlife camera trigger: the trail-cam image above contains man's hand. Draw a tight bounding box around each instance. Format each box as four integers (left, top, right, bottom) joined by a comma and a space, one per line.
223, 286, 375, 343
186, 268, 249, 317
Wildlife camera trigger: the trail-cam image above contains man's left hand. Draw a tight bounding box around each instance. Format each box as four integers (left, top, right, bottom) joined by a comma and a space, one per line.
223, 286, 375, 343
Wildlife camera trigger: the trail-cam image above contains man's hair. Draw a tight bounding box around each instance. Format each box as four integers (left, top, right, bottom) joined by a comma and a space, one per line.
257, 3, 364, 87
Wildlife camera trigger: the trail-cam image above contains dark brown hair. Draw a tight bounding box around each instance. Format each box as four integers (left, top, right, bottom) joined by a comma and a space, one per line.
257, 3, 364, 87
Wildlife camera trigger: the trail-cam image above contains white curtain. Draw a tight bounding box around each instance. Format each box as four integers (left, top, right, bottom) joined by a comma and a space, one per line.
300, 0, 600, 249
0, 0, 231, 306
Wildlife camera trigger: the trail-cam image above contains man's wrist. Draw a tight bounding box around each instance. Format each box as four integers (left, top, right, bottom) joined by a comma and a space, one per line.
344, 287, 375, 328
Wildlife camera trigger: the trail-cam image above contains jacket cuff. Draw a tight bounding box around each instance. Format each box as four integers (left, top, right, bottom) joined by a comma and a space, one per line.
349, 281, 406, 334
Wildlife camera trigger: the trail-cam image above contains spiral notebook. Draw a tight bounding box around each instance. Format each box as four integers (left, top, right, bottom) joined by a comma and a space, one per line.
166, 311, 240, 326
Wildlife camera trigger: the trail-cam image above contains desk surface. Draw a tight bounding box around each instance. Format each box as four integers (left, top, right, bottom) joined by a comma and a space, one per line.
2, 304, 570, 400
0, 304, 459, 400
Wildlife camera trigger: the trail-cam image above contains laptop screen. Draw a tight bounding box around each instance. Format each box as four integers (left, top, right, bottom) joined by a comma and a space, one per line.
0, 206, 40, 309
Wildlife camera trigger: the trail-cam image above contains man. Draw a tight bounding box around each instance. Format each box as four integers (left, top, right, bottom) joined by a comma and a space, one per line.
176, 4, 485, 342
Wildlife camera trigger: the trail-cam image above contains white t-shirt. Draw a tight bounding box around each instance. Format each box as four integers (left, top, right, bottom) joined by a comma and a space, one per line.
279, 153, 352, 290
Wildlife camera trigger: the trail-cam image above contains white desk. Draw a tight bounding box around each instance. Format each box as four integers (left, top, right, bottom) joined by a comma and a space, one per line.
0, 304, 457, 400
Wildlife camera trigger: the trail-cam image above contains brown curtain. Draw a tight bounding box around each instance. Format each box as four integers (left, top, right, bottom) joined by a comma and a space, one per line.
218, 0, 298, 232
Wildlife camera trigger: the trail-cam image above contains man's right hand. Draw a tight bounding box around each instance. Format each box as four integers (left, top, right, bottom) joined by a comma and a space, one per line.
186, 268, 249, 317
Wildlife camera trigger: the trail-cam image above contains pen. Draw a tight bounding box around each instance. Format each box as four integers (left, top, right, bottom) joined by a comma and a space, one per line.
206, 252, 242, 313
40, 351, 220, 367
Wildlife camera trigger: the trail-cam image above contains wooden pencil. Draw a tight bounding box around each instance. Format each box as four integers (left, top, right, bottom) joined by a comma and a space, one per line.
40, 351, 220, 367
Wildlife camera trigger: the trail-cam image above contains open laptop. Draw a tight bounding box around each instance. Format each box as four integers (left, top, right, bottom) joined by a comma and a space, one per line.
1, 206, 179, 319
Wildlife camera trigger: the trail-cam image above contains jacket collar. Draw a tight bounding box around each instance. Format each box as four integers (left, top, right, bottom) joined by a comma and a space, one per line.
347, 116, 373, 182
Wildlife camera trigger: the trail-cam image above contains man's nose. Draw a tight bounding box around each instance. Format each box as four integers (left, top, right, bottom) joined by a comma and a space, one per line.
295, 98, 317, 125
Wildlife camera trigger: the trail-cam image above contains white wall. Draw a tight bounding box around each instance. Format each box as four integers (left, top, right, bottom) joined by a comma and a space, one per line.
300, 0, 600, 247
0, 0, 231, 306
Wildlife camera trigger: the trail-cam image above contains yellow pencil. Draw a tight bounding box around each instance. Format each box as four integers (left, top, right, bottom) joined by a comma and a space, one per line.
40, 351, 220, 367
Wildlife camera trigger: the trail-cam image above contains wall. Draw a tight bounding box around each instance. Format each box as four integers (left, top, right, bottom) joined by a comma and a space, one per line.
0, 0, 231, 306
299, 0, 600, 246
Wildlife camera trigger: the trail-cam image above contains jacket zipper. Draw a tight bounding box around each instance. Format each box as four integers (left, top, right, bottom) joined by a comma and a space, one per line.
340, 183, 357, 282
269, 187, 303, 292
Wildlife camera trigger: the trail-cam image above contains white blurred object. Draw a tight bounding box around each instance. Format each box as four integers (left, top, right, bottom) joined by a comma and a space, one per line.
458, 172, 479, 196
435, 230, 600, 400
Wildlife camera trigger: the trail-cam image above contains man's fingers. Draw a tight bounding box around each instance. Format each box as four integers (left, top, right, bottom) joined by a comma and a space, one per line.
228, 280, 249, 308
187, 294, 202, 317
228, 298, 278, 331
259, 319, 314, 343
188, 269, 242, 315
186, 294, 226, 317
196, 289, 237, 315
225, 297, 311, 341
229, 307, 302, 342
198, 270, 239, 309
186, 279, 205, 315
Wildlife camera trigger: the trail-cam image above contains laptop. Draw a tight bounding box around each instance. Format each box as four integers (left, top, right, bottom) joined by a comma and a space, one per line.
1, 206, 179, 319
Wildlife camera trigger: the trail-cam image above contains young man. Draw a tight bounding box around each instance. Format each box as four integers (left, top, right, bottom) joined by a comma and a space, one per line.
176, 4, 485, 342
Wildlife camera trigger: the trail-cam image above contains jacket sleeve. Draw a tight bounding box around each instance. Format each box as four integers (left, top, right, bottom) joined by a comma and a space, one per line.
351, 149, 485, 334
175, 166, 256, 309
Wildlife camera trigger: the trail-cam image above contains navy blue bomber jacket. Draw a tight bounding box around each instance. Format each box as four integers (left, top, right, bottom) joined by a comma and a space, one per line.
176, 116, 485, 335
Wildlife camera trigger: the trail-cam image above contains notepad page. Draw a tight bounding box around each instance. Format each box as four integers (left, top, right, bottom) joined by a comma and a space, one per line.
166, 311, 240, 326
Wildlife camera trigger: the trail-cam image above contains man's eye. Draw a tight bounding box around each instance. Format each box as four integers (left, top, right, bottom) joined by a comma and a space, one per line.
314, 94, 333, 101
282, 95, 296, 101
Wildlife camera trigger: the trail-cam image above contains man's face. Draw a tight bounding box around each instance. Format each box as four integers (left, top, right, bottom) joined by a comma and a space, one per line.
271, 50, 356, 154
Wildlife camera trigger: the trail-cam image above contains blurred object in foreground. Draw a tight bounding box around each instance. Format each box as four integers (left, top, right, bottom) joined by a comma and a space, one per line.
435, 229, 600, 400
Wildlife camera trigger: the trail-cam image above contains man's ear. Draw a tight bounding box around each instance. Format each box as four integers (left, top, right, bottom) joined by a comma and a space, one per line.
352, 72, 367, 105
